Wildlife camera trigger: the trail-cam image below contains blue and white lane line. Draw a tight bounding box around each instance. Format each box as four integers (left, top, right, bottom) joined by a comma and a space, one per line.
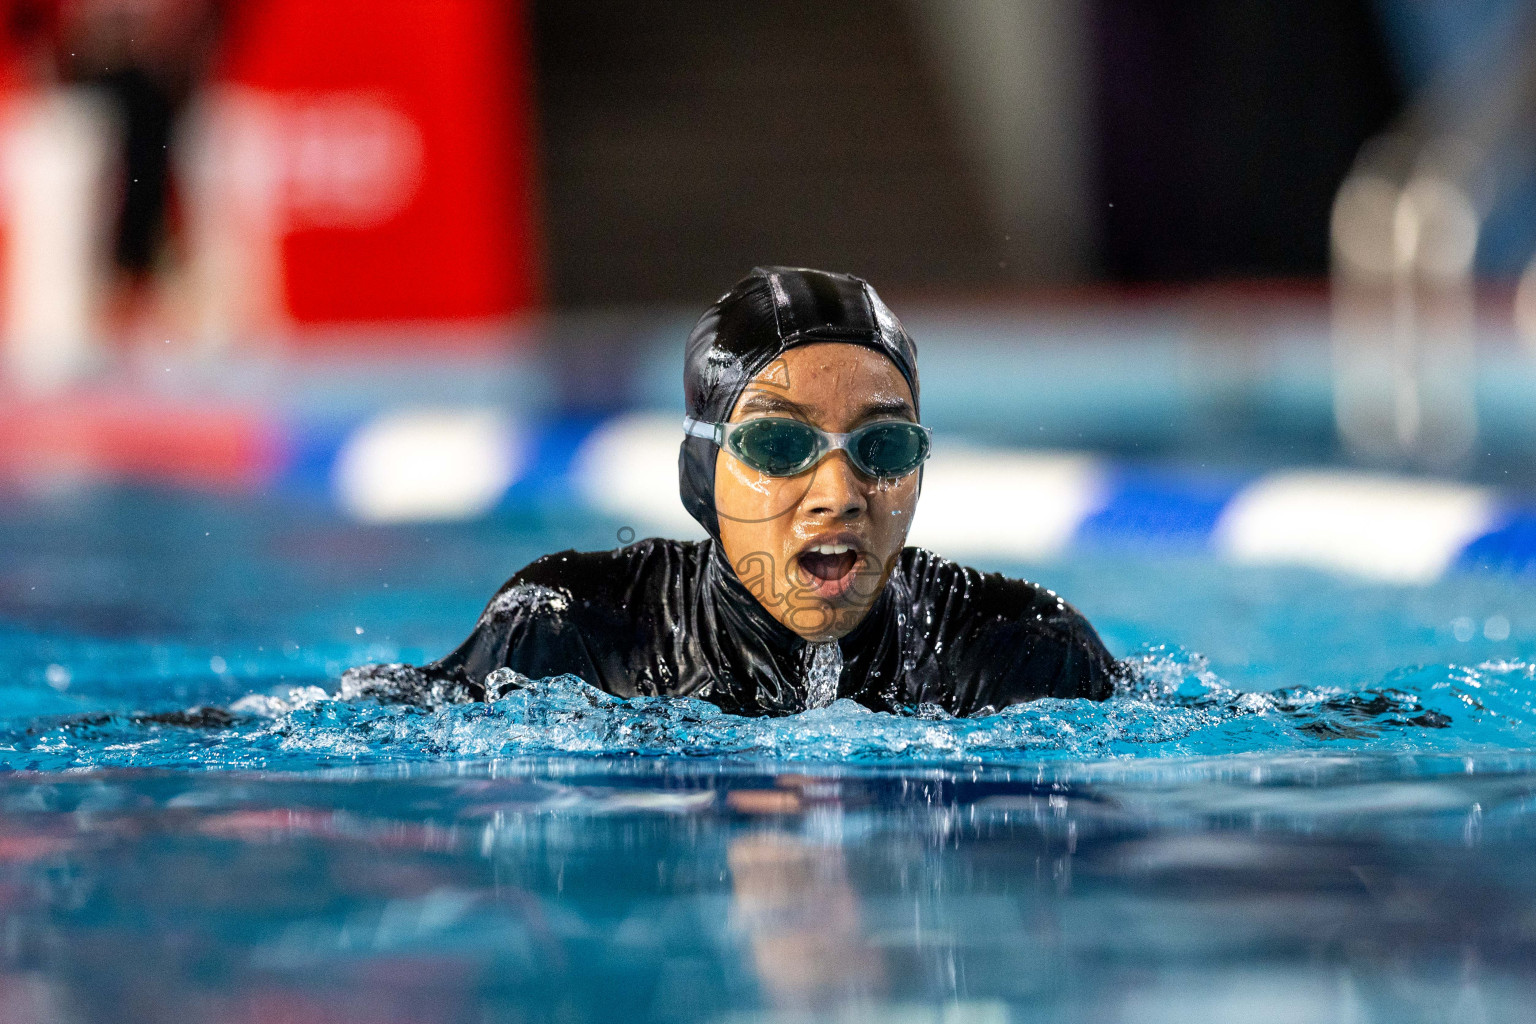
1212, 471, 1496, 583
319, 410, 1536, 583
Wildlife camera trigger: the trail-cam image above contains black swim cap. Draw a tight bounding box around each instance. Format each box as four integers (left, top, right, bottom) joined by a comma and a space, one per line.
678, 266, 921, 541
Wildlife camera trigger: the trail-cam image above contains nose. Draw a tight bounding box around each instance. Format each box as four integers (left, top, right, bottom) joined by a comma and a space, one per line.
801, 452, 867, 521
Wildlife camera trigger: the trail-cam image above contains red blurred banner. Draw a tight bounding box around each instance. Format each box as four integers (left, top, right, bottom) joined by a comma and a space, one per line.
216, 0, 540, 327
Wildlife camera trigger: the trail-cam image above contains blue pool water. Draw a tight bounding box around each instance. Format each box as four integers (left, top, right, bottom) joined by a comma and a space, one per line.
4, 488, 1536, 1022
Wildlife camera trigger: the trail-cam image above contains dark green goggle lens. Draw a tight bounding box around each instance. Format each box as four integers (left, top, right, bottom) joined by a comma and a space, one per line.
853, 422, 929, 476
727, 420, 929, 477
727, 420, 821, 475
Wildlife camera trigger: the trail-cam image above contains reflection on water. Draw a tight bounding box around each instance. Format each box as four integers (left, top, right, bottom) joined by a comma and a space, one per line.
728, 778, 886, 1012
0, 755, 1534, 1023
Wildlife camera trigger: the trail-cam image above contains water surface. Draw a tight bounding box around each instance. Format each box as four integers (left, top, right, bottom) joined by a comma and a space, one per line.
3, 488, 1535, 1022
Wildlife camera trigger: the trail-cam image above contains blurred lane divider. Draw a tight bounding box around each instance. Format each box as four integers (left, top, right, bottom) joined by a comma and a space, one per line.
569, 414, 1536, 582
330, 408, 523, 524
1213, 471, 1496, 584
910, 447, 1109, 561
571, 412, 703, 538
6, 406, 1536, 582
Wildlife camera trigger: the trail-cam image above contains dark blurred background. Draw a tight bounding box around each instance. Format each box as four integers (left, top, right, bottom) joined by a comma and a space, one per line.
534, 0, 1402, 302
3, 0, 1536, 508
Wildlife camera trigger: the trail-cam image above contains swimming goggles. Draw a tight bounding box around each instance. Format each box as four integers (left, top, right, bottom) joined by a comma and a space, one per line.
683, 415, 932, 478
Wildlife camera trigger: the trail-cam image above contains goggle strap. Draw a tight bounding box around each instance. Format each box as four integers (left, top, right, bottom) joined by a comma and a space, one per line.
681, 416, 724, 446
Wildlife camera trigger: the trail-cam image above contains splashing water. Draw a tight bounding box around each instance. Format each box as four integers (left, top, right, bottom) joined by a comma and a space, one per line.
3, 645, 1532, 772
803, 639, 842, 709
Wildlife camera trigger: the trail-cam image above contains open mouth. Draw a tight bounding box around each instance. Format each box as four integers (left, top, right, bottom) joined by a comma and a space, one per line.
796, 542, 861, 599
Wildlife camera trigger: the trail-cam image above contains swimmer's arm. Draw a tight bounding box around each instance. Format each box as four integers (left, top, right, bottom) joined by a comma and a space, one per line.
950, 579, 1119, 712
986, 602, 1119, 706
434, 578, 605, 693
896, 549, 1115, 713
341, 578, 603, 705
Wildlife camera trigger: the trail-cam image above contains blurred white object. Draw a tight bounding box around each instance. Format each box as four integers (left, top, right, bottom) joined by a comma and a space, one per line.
333, 408, 523, 523
1, 89, 116, 393
1214, 470, 1494, 583
573, 412, 704, 538
1330, 12, 1536, 468
1331, 163, 1479, 467
179, 89, 287, 351
909, 446, 1107, 561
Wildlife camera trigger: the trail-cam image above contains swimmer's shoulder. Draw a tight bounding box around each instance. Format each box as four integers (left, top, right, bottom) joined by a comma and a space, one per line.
494, 537, 709, 624
896, 546, 1117, 699
433, 539, 707, 699
896, 546, 1073, 621
512, 537, 707, 587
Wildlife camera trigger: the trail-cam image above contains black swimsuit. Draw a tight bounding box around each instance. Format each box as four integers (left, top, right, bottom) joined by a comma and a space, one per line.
349, 268, 1119, 716
346, 538, 1119, 716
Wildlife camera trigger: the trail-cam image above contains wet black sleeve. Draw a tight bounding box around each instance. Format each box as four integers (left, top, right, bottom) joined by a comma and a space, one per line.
965, 578, 1119, 708
340, 559, 604, 705
987, 593, 1119, 705
435, 575, 604, 688
901, 549, 1119, 713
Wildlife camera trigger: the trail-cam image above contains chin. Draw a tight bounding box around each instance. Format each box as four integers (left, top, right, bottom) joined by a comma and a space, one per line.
785, 596, 872, 641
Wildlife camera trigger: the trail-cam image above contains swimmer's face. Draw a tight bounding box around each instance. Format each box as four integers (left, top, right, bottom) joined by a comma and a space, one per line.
715, 343, 920, 642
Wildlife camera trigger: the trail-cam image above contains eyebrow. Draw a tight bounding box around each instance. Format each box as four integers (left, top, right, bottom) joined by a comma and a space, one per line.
855, 397, 916, 420
735, 392, 808, 416
734, 391, 915, 421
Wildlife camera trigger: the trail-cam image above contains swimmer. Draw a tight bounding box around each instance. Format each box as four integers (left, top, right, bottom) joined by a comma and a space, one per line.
347, 267, 1119, 715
